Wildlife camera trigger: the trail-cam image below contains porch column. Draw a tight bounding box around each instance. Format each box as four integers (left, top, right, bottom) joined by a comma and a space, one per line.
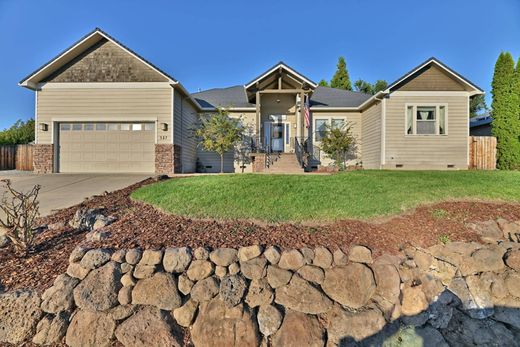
256, 91, 261, 147
296, 93, 301, 138
300, 90, 306, 139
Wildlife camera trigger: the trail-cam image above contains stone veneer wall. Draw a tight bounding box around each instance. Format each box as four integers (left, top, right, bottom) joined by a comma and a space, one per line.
33, 144, 54, 174
155, 144, 182, 175
1, 219, 520, 347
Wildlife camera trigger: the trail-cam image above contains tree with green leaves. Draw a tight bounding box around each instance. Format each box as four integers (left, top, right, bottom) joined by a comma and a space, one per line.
320, 123, 356, 169
318, 79, 329, 87
330, 57, 352, 91
470, 94, 488, 117
373, 80, 388, 93
491, 52, 520, 170
194, 108, 244, 173
0, 119, 35, 145
354, 79, 373, 94
353, 79, 388, 95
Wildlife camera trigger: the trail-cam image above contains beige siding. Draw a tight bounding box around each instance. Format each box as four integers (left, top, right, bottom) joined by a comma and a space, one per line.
37, 87, 172, 145
195, 111, 256, 173
311, 111, 362, 167
395, 65, 467, 91
360, 102, 382, 169
173, 90, 198, 173
384, 94, 469, 169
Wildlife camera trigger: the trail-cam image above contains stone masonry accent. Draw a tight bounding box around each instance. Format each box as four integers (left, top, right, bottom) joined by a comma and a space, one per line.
155, 144, 174, 175
33, 144, 53, 174
1, 218, 520, 346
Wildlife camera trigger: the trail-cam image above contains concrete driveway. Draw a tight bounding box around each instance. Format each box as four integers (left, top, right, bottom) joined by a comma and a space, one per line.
0, 171, 151, 216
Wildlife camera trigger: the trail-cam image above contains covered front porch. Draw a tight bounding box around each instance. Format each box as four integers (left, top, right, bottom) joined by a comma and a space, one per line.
243, 62, 319, 171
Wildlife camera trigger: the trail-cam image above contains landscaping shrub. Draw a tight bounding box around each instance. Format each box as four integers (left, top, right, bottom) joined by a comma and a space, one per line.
0, 179, 41, 255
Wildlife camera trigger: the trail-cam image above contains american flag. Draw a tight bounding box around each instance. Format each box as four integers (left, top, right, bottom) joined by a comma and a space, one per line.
304, 96, 310, 128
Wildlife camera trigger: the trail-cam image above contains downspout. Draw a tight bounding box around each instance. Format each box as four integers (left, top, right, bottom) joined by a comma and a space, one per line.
372, 91, 387, 170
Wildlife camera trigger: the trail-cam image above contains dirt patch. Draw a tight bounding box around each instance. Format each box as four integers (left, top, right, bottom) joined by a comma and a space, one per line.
1, 177, 520, 294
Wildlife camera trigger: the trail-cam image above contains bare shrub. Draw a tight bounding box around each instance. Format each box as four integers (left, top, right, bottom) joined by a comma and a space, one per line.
0, 179, 41, 254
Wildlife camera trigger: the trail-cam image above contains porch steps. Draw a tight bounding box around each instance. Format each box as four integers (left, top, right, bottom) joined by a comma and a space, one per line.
265, 153, 304, 174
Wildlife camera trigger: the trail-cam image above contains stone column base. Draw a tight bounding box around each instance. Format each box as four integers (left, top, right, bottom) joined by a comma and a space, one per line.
251, 153, 266, 173
33, 144, 54, 174
155, 144, 182, 174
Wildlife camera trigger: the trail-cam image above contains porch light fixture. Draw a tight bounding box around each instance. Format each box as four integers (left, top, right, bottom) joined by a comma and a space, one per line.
160, 123, 168, 131
39, 122, 48, 131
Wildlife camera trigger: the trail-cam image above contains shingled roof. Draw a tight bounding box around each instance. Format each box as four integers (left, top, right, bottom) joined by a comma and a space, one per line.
193, 85, 371, 109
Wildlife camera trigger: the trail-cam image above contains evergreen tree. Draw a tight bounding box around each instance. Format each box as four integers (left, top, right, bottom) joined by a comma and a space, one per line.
491, 52, 520, 169
318, 79, 329, 87
330, 57, 352, 91
511, 58, 520, 168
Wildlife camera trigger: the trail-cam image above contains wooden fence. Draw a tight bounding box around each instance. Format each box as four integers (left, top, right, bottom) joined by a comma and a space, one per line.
469, 136, 496, 170
0, 144, 34, 171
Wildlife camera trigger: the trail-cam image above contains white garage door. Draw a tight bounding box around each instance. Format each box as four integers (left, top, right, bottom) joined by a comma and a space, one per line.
58, 122, 155, 173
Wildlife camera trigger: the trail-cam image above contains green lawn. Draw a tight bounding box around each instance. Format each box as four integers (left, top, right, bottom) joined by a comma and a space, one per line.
132, 171, 520, 222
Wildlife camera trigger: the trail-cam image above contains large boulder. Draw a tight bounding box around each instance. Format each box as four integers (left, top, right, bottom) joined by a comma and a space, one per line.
187, 260, 214, 281
0, 290, 42, 344
65, 310, 116, 347
348, 245, 373, 264
191, 297, 260, 347
240, 257, 267, 280
173, 299, 198, 327
278, 249, 305, 270
41, 274, 79, 313
448, 277, 493, 319
275, 275, 333, 314
313, 246, 333, 268
80, 249, 112, 270
321, 263, 376, 309
131, 272, 181, 310
257, 304, 283, 337
69, 208, 103, 231
32, 312, 69, 345
323, 305, 386, 344
191, 276, 220, 302
271, 310, 325, 347
401, 285, 429, 316
264, 246, 281, 264
210, 248, 238, 266
505, 250, 520, 272
267, 265, 293, 288
115, 306, 183, 347
372, 262, 400, 305
163, 247, 192, 273
139, 249, 163, 266
245, 278, 274, 307
297, 265, 325, 284
73, 261, 122, 311
238, 245, 263, 262
219, 274, 247, 308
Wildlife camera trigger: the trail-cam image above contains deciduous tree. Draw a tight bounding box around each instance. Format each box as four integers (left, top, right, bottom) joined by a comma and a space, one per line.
0, 119, 35, 145
195, 108, 243, 173
320, 123, 356, 169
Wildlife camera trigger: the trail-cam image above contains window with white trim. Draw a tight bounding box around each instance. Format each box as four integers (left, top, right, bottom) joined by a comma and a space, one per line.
314, 117, 347, 142
406, 105, 447, 135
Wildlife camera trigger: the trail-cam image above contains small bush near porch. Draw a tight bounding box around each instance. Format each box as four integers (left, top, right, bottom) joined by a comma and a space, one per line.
132, 171, 520, 222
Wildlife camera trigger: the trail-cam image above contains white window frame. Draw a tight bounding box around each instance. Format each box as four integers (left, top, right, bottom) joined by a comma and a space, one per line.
313, 116, 347, 143
404, 103, 448, 136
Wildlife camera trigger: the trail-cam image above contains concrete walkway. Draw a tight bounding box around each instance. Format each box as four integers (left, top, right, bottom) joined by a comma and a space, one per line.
0, 172, 150, 216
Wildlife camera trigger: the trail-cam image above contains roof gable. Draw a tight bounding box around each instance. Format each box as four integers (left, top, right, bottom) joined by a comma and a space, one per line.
20, 28, 176, 88
244, 62, 317, 91
387, 57, 483, 94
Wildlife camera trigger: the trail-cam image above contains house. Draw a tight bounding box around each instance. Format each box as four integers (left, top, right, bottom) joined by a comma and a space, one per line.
19, 28, 484, 174
470, 114, 493, 136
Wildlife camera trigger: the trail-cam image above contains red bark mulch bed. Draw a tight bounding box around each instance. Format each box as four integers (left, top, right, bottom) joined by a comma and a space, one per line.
1, 177, 520, 294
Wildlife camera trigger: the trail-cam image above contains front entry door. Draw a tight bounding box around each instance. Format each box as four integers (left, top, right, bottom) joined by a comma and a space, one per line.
264, 121, 291, 153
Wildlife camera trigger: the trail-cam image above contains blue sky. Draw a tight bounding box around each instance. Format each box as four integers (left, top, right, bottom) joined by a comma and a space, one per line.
0, 0, 519, 129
